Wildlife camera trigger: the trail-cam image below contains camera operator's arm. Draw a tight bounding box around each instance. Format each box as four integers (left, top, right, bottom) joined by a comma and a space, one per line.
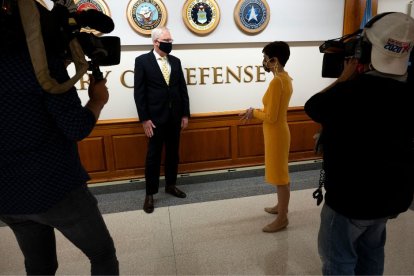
85, 75, 109, 120
44, 59, 103, 141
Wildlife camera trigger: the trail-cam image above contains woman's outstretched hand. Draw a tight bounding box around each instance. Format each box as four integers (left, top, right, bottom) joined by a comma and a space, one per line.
239, 107, 254, 124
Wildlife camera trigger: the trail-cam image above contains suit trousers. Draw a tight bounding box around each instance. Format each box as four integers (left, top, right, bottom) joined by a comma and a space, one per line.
145, 116, 182, 195
0, 185, 119, 275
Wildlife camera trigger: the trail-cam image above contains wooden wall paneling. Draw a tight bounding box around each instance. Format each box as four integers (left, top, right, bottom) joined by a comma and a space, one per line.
289, 121, 321, 153
179, 127, 231, 163
286, 108, 322, 160
178, 120, 265, 174
80, 110, 322, 183
79, 122, 142, 182
112, 134, 148, 170
103, 135, 115, 174
237, 123, 264, 158
288, 121, 322, 161
78, 137, 107, 173
230, 125, 239, 160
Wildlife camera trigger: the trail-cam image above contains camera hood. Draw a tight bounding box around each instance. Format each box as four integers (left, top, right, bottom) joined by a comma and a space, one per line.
319, 30, 362, 54
18, 0, 88, 94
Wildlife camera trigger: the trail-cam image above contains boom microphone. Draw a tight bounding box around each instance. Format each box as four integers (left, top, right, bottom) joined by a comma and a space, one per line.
75, 9, 114, 33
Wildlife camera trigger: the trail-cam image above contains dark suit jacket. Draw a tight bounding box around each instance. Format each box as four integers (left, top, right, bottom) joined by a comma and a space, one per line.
134, 50, 190, 125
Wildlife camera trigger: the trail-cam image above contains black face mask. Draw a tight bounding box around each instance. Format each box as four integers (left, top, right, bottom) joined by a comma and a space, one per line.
159, 42, 172, 54
262, 61, 270, 73
262, 58, 275, 73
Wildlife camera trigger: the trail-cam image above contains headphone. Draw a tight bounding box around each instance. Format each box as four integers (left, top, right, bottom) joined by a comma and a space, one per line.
354, 12, 396, 63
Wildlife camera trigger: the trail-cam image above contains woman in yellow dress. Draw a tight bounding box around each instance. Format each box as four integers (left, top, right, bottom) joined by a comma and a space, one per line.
241, 41, 293, 233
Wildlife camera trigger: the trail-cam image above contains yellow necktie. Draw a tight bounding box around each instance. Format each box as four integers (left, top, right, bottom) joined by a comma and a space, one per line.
160, 56, 170, 85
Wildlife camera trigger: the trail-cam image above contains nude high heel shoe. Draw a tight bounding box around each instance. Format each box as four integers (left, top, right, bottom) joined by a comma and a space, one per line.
264, 206, 278, 214
262, 218, 289, 233
264, 206, 288, 215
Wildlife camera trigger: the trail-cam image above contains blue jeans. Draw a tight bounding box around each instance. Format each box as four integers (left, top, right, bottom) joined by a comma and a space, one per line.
318, 204, 388, 275
0, 185, 119, 275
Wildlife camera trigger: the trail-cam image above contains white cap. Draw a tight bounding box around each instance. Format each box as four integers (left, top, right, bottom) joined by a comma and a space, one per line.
365, 12, 414, 75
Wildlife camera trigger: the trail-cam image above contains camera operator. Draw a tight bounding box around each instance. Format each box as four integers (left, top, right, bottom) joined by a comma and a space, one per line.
305, 12, 414, 275
0, 1, 119, 275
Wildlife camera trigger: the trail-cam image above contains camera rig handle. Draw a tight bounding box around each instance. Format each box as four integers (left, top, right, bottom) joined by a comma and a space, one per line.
89, 61, 104, 81
17, 0, 88, 94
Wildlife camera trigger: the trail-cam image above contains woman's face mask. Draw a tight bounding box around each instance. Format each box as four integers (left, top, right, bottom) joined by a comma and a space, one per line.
262, 57, 275, 73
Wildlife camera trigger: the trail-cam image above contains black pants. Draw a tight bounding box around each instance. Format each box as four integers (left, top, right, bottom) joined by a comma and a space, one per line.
0, 185, 119, 275
145, 117, 182, 195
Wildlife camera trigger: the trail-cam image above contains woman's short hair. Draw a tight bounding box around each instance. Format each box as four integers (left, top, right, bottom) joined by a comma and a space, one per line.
262, 41, 290, 67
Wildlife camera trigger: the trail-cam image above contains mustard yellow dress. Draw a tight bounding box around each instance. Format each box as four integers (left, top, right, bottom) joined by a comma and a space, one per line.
253, 72, 293, 185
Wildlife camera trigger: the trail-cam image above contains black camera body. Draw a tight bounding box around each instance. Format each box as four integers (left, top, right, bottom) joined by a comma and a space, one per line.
319, 12, 414, 80
48, 1, 121, 80
0, 0, 120, 81
319, 12, 388, 78
319, 30, 367, 78
320, 30, 414, 83
75, 33, 121, 80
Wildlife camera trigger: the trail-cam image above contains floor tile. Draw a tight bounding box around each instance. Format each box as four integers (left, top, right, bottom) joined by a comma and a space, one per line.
170, 190, 322, 275
0, 227, 25, 275
1, 188, 414, 275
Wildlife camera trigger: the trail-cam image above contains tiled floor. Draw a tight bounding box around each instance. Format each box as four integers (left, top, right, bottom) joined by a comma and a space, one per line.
1, 188, 414, 275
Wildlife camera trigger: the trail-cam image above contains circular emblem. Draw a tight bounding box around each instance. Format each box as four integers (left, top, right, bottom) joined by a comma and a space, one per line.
74, 0, 111, 35
234, 0, 270, 34
127, 0, 167, 36
182, 0, 220, 36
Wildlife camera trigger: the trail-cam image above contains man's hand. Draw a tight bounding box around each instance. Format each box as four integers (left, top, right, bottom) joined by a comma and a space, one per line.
338, 58, 359, 82
181, 116, 189, 130
85, 75, 109, 120
143, 120, 156, 138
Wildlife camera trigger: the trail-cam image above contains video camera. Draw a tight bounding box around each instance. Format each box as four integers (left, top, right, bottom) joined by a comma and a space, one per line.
319, 30, 364, 78
320, 11, 414, 80
320, 30, 414, 83
1, 0, 120, 90
48, 0, 121, 80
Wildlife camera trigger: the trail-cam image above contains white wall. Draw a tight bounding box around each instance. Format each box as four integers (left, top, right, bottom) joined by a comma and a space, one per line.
378, 0, 413, 14
40, 0, 409, 120
71, 43, 336, 120
45, 0, 346, 120
43, 0, 414, 120
109, 0, 343, 45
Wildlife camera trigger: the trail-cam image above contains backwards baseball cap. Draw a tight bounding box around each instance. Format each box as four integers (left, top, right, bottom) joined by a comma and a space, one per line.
365, 12, 414, 75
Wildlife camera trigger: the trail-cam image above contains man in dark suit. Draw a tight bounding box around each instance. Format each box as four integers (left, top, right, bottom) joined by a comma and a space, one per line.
134, 27, 190, 214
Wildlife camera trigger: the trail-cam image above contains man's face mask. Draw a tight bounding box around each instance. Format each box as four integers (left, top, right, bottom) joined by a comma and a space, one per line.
159, 41, 172, 54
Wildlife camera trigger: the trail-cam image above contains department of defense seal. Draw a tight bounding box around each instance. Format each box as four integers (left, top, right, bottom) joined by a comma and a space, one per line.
74, 0, 110, 16
182, 0, 220, 36
74, 0, 111, 35
234, 0, 270, 34
127, 0, 167, 36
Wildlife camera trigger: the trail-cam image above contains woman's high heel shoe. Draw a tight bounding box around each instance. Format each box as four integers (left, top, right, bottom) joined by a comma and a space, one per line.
262, 218, 289, 233
264, 206, 278, 214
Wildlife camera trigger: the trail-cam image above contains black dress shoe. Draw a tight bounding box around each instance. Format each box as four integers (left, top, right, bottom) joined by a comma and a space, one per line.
165, 186, 187, 198
143, 195, 154, 213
